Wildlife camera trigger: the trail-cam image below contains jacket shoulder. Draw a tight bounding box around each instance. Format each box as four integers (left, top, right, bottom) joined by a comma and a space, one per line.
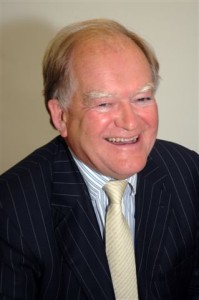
0, 136, 72, 204
0, 136, 66, 179
150, 139, 199, 176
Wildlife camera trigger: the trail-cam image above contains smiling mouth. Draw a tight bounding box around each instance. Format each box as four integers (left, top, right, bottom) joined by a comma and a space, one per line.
106, 136, 139, 144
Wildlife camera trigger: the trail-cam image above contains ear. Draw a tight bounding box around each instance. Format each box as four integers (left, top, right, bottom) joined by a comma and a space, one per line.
47, 99, 68, 137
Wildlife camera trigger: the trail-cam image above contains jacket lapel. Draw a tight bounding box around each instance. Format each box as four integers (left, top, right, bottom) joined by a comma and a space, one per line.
50, 139, 114, 299
135, 155, 172, 282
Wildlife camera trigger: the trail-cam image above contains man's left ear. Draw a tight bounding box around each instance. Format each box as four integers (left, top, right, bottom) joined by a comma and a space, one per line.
47, 99, 68, 137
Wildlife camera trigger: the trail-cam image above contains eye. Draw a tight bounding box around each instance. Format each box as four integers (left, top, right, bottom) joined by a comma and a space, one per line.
133, 96, 153, 107
95, 102, 113, 112
138, 97, 151, 102
98, 102, 111, 107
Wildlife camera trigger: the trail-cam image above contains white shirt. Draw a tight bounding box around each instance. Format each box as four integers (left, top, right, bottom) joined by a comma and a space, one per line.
72, 153, 137, 241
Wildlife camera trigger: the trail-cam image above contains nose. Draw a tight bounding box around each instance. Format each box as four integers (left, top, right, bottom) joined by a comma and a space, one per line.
115, 102, 139, 131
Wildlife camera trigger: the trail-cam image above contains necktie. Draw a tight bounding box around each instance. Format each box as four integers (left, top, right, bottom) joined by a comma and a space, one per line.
103, 180, 138, 299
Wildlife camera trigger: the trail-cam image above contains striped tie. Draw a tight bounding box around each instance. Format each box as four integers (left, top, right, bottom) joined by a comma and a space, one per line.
103, 180, 138, 299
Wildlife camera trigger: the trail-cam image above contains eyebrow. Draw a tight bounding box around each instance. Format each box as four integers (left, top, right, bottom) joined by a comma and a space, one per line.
135, 82, 155, 94
83, 82, 155, 104
83, 91, 115, 101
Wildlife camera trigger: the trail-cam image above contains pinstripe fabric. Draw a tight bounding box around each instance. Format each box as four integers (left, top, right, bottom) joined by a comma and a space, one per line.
135, 140, 199, 299
0, 137, 114, 300
0, 136, 199, 299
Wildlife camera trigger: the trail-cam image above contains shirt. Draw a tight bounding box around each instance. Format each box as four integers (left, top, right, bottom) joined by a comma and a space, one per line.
72, 153, 137, 241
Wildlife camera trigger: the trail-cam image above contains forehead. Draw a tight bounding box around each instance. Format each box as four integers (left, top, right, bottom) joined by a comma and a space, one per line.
71, 34, 147, 65
70, 34, 152, 94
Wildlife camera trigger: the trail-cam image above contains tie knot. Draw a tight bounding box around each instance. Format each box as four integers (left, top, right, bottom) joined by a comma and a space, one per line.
103, 180, 128, 205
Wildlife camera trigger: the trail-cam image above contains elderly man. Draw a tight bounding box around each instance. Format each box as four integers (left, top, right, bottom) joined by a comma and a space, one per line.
0, 19, 199, 299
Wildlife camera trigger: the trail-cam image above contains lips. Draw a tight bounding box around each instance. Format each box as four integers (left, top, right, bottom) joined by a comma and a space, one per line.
106, 136, 139, 144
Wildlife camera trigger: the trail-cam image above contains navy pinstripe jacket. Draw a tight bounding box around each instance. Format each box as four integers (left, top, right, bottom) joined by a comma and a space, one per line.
0, 136, 199, 299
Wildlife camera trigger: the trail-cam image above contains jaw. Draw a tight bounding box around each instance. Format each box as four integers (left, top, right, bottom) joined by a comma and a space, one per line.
90, 144, 149, 179
97, 135, 155, 178
108, 154, 148, 179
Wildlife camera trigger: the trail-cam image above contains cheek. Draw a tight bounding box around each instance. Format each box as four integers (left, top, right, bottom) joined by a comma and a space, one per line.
152, 107, 159, 130
82, 112, 112, 135
142, 106, 158, 128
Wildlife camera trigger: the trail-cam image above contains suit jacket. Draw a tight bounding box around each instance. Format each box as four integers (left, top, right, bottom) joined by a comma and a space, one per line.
0, 136, 199, 300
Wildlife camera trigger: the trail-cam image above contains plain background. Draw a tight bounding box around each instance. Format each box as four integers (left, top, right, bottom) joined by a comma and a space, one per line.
0, 0, 198, 173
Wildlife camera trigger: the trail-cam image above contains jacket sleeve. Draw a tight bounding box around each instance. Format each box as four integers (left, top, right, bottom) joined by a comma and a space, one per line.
188, 212, 199, 299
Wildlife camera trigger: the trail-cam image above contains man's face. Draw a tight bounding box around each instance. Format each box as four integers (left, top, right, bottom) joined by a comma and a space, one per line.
62, 36, 158, 179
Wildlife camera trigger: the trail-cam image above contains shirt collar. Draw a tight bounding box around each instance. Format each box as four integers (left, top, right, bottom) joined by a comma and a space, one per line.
70, 150, 137, 198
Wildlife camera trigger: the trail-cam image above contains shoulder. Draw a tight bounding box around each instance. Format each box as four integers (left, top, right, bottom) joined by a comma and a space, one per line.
0, 136, 71, 192
150, 139, 199, 178
0, 136, 74, 227
151, 139, 199, 162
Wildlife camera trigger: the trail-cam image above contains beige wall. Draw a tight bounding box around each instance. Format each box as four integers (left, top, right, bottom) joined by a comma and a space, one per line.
0, 0, 198, 173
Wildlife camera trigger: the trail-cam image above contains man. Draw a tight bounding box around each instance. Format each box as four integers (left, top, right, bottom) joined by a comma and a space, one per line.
0, 19, 199, 300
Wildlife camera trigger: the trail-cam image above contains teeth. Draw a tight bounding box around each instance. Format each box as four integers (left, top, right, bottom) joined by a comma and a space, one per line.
107, 136, 138, 143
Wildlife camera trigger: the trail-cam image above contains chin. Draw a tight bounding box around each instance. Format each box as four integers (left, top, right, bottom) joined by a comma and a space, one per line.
116, 158, 147, 176
111, 167, 144, 180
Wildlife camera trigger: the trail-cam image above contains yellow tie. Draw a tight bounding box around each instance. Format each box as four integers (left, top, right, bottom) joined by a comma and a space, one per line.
103, 180, 138, 300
